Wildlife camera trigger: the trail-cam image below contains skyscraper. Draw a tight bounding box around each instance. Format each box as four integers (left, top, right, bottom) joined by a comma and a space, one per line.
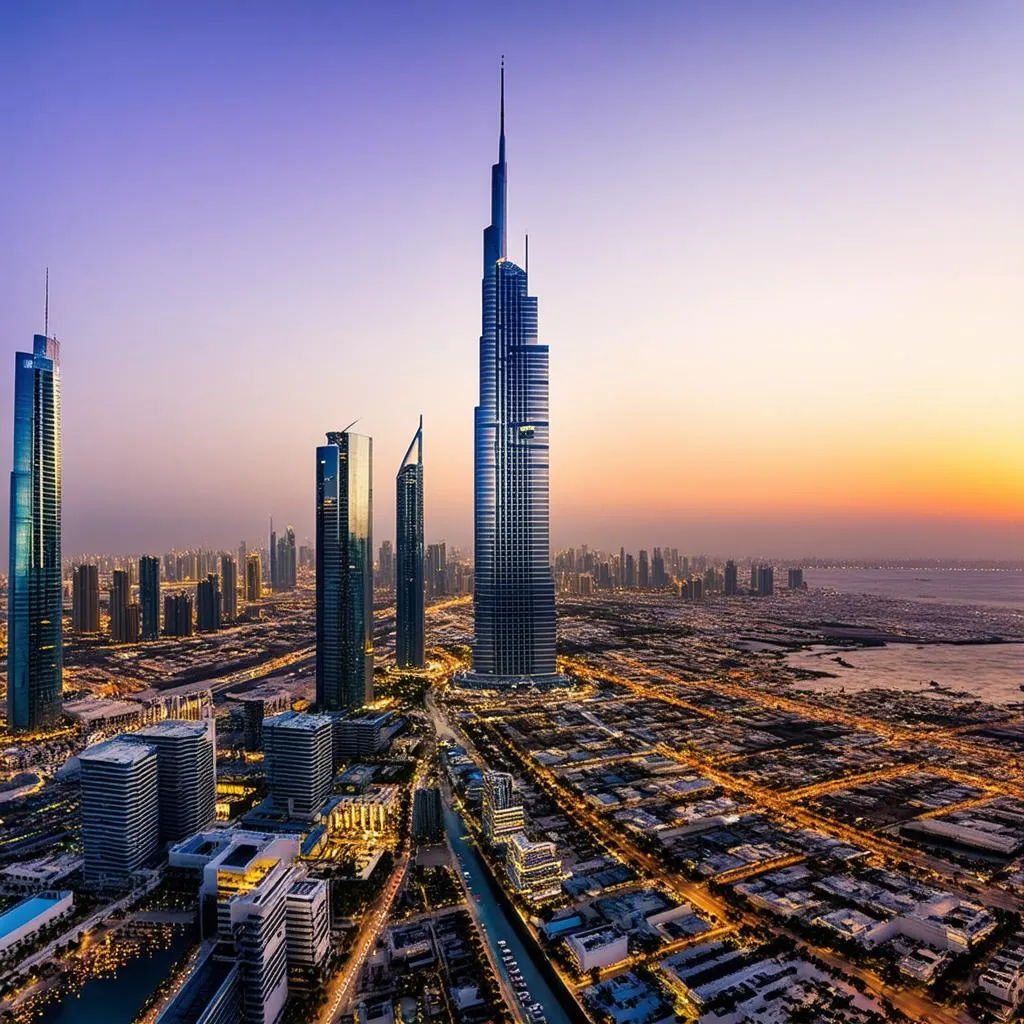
263, 711, 333, 822
110, 569, 140, 643
638, 550, 650, 590
221, 554, 238, 621
196, 573, 222, 631
426, 541, 447, 597
72, 564, 100, 633
466, 65, 557, 685
395, 417, 424, 670
269, 517, 277, 591
164, 592, 194, 637
139, 555, 160, 641
377, 540, 394, 589
316, 430, 373, 710
724, 560, 738, 597
245, 552, 262, 602
7, 332, 62, 730
482, 770, 525, 844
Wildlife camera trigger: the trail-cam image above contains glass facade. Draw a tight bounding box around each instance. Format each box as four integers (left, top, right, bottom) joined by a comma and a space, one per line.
139, 555, 161, 641
7, 335, 62, 731
395, 418, 424, 669
472, 73, 557, 680
316, 431, 373, 710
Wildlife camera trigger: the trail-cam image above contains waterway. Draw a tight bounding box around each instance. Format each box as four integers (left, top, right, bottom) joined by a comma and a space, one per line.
442, 798, 574, 1024
33, 930, 193, 1024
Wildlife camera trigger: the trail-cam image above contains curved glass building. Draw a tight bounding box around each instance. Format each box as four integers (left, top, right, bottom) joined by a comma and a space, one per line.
395, 417, 424, 669
316, 430, 373, 710
7, 334, 63, 730
466, 68, 559, 686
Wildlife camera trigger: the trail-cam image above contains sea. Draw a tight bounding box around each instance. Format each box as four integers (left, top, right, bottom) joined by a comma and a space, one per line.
789, 568, 1024, 704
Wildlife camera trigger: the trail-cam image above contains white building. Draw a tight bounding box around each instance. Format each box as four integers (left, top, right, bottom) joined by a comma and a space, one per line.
978, 933, 1024, 1008
263, 712, 333, 822
285, 877, 331, 969
566, 926, 629, 973
0, 891, 74, 958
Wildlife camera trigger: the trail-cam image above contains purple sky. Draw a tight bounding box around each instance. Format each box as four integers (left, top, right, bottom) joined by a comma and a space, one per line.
1, 1, 1021, 560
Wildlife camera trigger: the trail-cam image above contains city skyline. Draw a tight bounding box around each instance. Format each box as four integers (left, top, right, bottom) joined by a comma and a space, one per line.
1, 2, 1021, 561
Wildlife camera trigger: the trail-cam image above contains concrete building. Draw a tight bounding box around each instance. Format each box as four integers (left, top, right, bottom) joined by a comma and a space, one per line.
72, 563, 100, 632
245, 553, 263, 602
221, 555, 239, 622
412, 787, 443, 843
0, 891, 74, 958
327, 787, 400, 836
79, 738, 159, 885
125, 719, 216, 842
263, 712, 333, 822
566, 925, 629, 973
505, 832, 563, 902
285, 877, 330, 969
482, 771, 525, 844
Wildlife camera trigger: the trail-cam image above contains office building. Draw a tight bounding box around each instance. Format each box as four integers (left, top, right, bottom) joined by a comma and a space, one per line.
72, 563, 100, 633
7, 331, 63, 730
164, 593, 194, 637
316, 430, 373, 710
263, 711, 333, 822
331, 710, 392, 765
269, 518, 277, 592
377, 540, 394, 589
756, 565, 775, 597
125, 720, 216, 843
110, 569, 140, 643
395, 417, 424, 669
79, 738, 159, 885
196, 573, 222, 632
243, 699, 265, 753
638, 550, 650, 590
505, 833, 563, 902
426, 541, 447, 597
466, 66, 558, 685
482, 770, 525, 844
276, 527, 296, 591
285, 877, 330, 969
723, 560, 738, 597
139, 555, 161, 641
245, 552, 262, 602
624, 553, 636, 589
327, 787, 400, 835
652, 548, 666, 588
688, 575, 704, 602
221, 554, 239, 622
412, 787, 443, 843
788, 567, 805, 590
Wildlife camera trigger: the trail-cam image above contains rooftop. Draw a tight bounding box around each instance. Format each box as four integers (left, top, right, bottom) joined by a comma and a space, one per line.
0, 893, 71, 939
79, 738, 156, 765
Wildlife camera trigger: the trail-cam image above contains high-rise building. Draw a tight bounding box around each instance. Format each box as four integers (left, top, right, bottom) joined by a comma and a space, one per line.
756, 565, 775, 597
285, 877, 331, 970
72, 564, 100, 633
7, 333, 63, 730
221, 554, 239, 622
465, 65, 557, 686
426, 541, 447, 597
245, 552, 263, 602
276, 527, 296, 591
139, 555, 161, 641
164, 592, 194, 637
412, 787, 443, 843
396, 417, 425, 670
125, 720, 216, 843
79, 738, 159, 885
196, 573, 222, 632
377, 540, 394, 590
505, 832, 563, 902
315, 430, 373, 711
724, 560, 738, 597
638, 550, 650, 590
110, 569, 140, 643
263, 711, 333, 822
482, 770, 525, 844
625, 553, 636, 589
788, 567, 805, 590
269, 517, 278, 592
652, 548, 666, 588
243, 699, 265, 753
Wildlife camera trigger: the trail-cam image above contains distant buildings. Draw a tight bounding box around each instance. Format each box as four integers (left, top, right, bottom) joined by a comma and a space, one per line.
377, 540, 394, 589
316, 429, 373, 711
7, 332, 63, 730
221, 554, 239, 621
79, 738, 159, 885
196, 572, 222, 632
724, 560, 738, 597
467, 68, 557, 686
482, 770, 525, 844
788, 567, 805, 590
638, 550, 650, 590
139, 555, 161, 641
245, 552, 263, 602
426, 542, 447, 597
72, 563, 100, 633
276, 526, 296, 591
164, 592, 194, 637
754, 565, 775, 597
395, 417, 425, 669
110, 569, 140, 643
263, 711, 333, 822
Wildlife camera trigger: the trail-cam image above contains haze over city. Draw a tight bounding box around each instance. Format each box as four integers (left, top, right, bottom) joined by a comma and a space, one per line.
1, 0, 1021, 559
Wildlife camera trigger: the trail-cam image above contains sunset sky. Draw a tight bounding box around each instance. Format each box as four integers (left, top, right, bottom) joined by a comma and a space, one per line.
1, 1, 1021, 560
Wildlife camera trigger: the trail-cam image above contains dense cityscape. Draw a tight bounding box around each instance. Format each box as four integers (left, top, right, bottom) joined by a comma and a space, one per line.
2, 9, 1023, 1024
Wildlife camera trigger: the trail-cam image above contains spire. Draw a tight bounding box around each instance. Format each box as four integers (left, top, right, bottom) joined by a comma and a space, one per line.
44, 267, 49, 337
400, 416, 423, 471
483, 57, 508, 271
499, 55, 506, 164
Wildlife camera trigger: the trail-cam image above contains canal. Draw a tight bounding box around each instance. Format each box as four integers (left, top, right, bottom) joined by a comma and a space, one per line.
443, 797, 578, 1024
35, 929, 194, 1024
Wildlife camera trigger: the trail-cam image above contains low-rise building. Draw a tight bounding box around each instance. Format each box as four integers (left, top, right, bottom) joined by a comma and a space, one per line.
566, 925, 629, 973
0, 891, 74, 958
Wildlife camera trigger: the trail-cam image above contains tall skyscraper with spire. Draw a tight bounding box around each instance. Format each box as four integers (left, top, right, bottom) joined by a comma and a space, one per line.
8, 322, 63, 729
464, 64, 558, 686
395, 417, 424, 669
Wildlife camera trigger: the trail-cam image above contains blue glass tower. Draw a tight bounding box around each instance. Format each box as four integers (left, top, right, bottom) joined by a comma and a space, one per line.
395, 417, 424, 669
7, 334, 63, 730
465, 66, 558, 686
316, 430, 373, 709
